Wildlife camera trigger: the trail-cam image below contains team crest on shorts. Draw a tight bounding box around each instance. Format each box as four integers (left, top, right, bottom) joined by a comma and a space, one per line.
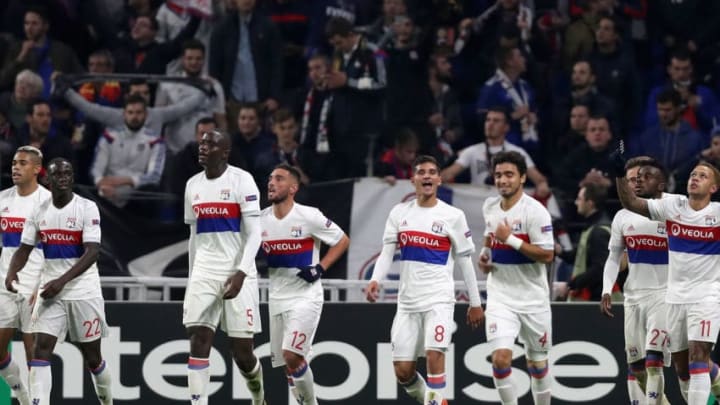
220, 189, 231, 200
657, 224, 666, 234
628, 347, 639, 358
66, 217, 76, 228
431, 221, 444, 233
291, 226, 302, 237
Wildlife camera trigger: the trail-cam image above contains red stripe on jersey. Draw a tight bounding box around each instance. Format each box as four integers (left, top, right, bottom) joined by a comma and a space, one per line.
0, 217, 25, 233
40, 229, 83, 245
492, 233, 530, 250
398, 231, 451, 252
666, 220, 720, 242
262, 238, 313, 255
193, 202, 240, 219
624, 235, 667, 251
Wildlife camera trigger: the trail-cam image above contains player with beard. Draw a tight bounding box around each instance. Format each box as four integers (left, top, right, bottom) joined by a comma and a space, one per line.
260, 163, 349, 405
601, 157, 673, 405
366, 155, 484, 405
0, 146, 50, 405
479, 151, 555, 405
5, 158, 112, 405
90, 94, 166, 208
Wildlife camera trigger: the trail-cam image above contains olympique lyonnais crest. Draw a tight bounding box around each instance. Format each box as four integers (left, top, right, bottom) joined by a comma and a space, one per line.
291, 226, 302, 237
705, 215, 717, 226
512, 219, 522, 232
220, 189, 230, 201
657, 224, 666, 234
431, 221, 444, 234
489, 323, 497, 333
66, 217, 77, 229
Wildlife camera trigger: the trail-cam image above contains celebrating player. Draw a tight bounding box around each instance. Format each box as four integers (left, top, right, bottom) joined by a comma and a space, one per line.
601, 157, 672, 404
479, 151, 555, 405
366, 155, 484, 405
183, 130, 265, 405
5, 158, 112, 405
261, 163, 350, 405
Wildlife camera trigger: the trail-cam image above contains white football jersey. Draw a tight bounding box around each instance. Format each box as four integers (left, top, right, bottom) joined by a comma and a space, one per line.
185, 166, 261, 280
260, 203, 345, 315
381, 199, 475, 312
648, 195, 720, 303
21, 194, 102, 300
0, 185, 51, 294
609, 207, 669, 306
483, 193, 554, 313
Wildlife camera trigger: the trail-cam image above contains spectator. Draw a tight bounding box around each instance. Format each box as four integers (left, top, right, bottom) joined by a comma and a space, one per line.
560, 182, 612, 301
61, 77, 205, 136
155, 39, 227, 155
588, 15, 638, 134
155, 0, 217, 74
557, 104, 591, 159
253, 108, 311, 185
363, 0, 408, 49
230, 102, 273, 171
0, 110, 16, 175
0, 6, 83, 97
168, 116, 216, 198
644, 48, 720, 134
700, 127, 720, 172
305, 0, 357, 56
632, 88, 705, 192
441, 107, 550, 198
425, 47, 463, 166
77, 50, 123, 108
374, 127, 418, 185
113, 14, 202, 74
562, 0, 607, 69
325, 16, 387, 178
17, 99, 73, 168
0, 69, 43, 131
555, 115, 615, 199
90, 95, 166, 208
210, 0, 284, 133
261, 0, 311, 90
476, 46, 539, 154
291, 54, 332, 156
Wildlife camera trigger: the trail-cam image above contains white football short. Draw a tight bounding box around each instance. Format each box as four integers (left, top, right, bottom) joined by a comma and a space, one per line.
183, 273, 261, 338
624, 293, 669, 363
485, 303, 552, 360
269, 300, 322, 368
666, 302, 720, 353
0, 291, 34, 333
391, 303, 454, 361
30, 297, 109, 343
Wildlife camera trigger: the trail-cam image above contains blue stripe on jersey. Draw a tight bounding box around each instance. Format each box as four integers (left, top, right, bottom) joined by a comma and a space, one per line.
43, 244, 84, 259
668, 236, 720, 255
399, 245, 449, 265
2, 232, 21, 248
196, 217, 240, 234
266, 251, 313, 268
627, 248, 668, 265
492, 248, 535, 265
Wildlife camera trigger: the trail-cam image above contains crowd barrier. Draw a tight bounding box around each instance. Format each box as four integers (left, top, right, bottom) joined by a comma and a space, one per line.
8, 303, 690, 404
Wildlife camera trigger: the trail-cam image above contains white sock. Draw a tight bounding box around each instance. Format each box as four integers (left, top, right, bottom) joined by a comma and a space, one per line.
188, 357, 210, 405
399, 372, 426, 404
679, 377, 690, 402
0, 353, 30, 405
290, 360, 317, 405
424, 373, 445, 405
90, 360, 113, 405
529, 364, 552, 405
645, 354, 664, 405
28, 359, 52, 405
493, 367, 518, 405
709, 362, 720, 398
286, 374, 300, 404
689, 362, 711, 405
628, 368, 647, 405
240, 358, 265, 405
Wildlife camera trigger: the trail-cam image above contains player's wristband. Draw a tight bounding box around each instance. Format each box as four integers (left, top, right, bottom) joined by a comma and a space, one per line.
504, 235, 523, 250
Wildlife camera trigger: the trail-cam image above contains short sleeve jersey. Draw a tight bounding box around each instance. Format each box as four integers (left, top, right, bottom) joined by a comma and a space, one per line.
455, 141, 536, 185
21, 194, 102, 300
381, 199, 475, 312
185, 166, 260, 280
483, 193, 554, 313
647, 195, 720, 303
608, 206, 669, 305
260, 203, 345, 315
0, 185, 51, 294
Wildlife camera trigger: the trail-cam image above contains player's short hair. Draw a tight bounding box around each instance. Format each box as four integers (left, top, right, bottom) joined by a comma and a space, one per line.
15, 145, 43, 164
183, 39, 206, 54
124, 94, 147, 109
626, 156, 668, 182
325, 17, 354, 38
696, 161, 720, 186
195, 117, 217, 131
47, 157, 72, 172
657, 88, 682, 107
491, 151, 527, 176
271, 108, 295, 125
412, 155, 439, 172
582, 183, 608, 210
274, 163, 302, 184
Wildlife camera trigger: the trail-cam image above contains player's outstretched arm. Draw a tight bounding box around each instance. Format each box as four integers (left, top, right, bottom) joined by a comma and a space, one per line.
5, 243, 34, 293
600, 246, 623, 318
616, 176, 650, 218
41, 242, 100, 299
